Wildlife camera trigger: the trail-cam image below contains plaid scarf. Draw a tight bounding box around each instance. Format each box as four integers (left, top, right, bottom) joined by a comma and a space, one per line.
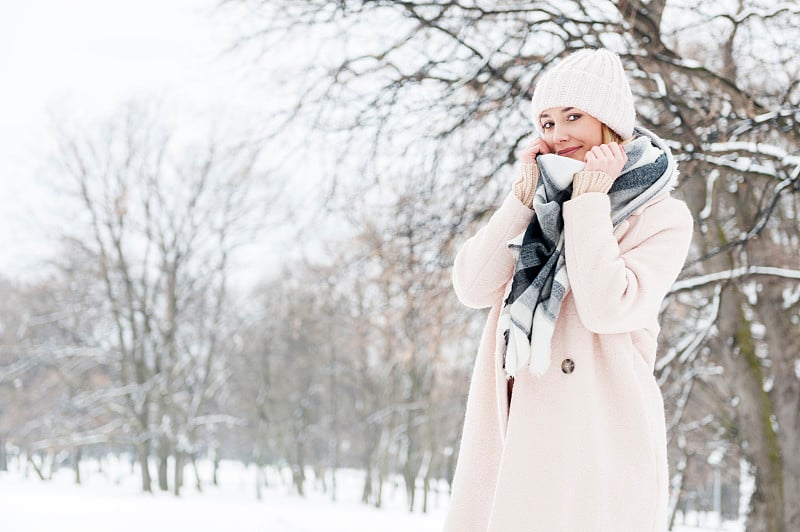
499, 127, 678, 378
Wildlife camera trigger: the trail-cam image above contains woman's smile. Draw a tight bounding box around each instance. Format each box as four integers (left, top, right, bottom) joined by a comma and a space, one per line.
556, 146, 581, 157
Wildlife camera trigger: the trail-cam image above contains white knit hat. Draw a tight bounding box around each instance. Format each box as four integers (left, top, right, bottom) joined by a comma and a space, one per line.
531, 48, 636, 139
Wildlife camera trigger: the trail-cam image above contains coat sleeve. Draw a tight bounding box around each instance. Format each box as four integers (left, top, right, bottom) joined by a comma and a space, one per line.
562, 192, 693, 334
452, 191, 535, 309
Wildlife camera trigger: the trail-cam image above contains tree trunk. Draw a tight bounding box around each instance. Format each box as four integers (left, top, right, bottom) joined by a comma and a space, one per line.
289, 420, 307, 497
173, 451, 184, 496
737, 311, 784, 532
328, 341, 340, 502
714, 290, 786, 532
314, 462, 327, 494
191, 456, 202, 493
73, 446, 82, 485
667, 451, 690, 532
402, 439, 420, 512
27, 451, 47, 481
256, 454, 264, 501
756, 282, 800, 531
361, 463, 373, 504
254, 438, 270, 500
292, 463, 305, 496
213, 453, 220, 486
375, 426, 393, 508
421, 448, 434, 514
158, 436, 170, 491
137, 443, 152, 493
0, 436, 7, 471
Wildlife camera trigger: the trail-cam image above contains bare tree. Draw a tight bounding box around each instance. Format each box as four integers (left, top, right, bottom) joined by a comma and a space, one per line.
49, 99, 270, 494
0, 262, 119, 483
224, 0, 800, 529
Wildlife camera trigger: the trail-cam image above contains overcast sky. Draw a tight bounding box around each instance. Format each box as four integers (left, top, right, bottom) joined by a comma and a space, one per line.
0, 0, 268, 280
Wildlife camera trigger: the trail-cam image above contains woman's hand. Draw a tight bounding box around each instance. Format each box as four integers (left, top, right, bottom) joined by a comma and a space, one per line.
583, 142, 627, 180
513, 138, 548, 207
518, 137, 552, 164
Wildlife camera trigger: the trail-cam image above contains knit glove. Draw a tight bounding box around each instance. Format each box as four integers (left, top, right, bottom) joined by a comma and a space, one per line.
512, 162, 540, 208
571, 170, 615, 196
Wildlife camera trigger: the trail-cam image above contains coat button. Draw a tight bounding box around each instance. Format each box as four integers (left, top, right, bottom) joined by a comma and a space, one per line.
561, 358, 575, 374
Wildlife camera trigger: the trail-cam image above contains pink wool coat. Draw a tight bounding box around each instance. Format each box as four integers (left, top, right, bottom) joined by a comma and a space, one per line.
444, 189, 693, 532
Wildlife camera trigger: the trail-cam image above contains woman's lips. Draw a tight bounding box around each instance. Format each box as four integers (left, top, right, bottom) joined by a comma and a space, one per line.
557, 146, 581, 157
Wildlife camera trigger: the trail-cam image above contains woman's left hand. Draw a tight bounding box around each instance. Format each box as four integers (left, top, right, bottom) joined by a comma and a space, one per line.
583, 142, 627, 180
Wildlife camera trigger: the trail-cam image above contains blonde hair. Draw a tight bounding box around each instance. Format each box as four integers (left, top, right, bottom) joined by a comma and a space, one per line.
601, 124, 624, 144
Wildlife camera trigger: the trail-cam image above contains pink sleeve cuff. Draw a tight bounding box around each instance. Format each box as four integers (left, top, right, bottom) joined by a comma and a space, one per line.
572, 170, 615, 196
512, 163, 540, 207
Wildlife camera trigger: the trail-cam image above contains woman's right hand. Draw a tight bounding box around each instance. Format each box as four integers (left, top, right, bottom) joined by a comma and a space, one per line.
518, 137, 551, 164
583, 142, 627, 181
513, 138, 548, 207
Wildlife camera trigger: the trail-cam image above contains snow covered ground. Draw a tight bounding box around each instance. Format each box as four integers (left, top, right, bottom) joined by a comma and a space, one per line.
0, 457, 742, 532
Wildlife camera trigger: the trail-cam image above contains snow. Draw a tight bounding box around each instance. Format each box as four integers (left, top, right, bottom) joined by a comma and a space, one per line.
0, 458, 742, 532
782, 284, 800, 309
734, 4, 800, 24
706, 141, 799, 164
739, 458, 756, 524
1, 459, 448, 532
698, 169, 719, 220
707, 447, 725, 467
652, 71, 668, 97
673, 266, 800, 292
697, 153, 777, 177
1, 478, 444, 532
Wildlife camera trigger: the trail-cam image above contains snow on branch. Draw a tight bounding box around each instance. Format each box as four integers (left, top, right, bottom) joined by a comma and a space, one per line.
658, 286, 721, 374
731, 109, 800, 137
0, 357, 37, 384
29, 420, 125, 451
694, 153, 778, 177
672, 266, 800, 292
705, 141, 800, 167
725, 3, 800, 24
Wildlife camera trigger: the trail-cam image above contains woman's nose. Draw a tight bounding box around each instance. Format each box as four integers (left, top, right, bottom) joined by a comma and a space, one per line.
552, 124, 569, 143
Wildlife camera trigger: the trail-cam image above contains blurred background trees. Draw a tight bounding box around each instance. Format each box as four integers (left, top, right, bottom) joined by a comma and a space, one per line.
1, 1, 798, 531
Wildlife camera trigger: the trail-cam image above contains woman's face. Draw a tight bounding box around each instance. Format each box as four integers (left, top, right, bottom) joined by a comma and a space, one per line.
539, 107, 604, 161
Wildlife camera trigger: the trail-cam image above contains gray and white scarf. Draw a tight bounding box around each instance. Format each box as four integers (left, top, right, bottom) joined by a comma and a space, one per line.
499, 127, 679, 378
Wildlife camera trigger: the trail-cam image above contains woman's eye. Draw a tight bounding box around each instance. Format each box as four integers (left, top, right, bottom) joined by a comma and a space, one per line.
542, 122, 554, 129
567, 114, 581, 121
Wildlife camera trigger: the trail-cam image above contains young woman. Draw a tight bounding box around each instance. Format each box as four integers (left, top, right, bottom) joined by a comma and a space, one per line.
444, 49, 693, 532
